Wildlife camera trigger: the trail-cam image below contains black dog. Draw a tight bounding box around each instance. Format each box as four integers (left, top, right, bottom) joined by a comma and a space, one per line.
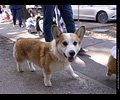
36, 16, 43, 36
36, 16, 57, 37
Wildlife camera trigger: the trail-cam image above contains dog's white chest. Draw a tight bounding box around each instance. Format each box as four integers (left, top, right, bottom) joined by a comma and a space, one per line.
49, 61, 69, 72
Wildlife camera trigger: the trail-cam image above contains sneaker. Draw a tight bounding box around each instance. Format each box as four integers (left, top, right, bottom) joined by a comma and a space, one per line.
20, 24, 24, 28
77, 48, 87, 55
13, 24, 16, 27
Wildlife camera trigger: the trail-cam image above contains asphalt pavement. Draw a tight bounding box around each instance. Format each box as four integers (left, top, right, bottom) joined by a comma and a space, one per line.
0, 21, 117, 94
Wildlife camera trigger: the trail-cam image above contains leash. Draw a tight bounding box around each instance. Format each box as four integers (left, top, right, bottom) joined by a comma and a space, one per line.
55, 5, 66, 33
55, 5, 61, 28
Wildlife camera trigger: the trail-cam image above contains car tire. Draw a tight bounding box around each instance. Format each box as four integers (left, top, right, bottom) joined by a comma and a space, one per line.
97, 12, 108, 23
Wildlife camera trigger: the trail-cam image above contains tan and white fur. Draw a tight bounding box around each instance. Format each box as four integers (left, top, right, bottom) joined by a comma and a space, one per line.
13, 25, 86, 86
106, 55, 116, 76
106, 46, 116, 79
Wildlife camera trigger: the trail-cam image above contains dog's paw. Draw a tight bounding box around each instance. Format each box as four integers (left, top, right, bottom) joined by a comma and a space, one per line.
17, 64, 24, 72
72, 74, 80, 80
18, 70, 24, 72
44, 80, 52, 87
30, 67, 36, 72
17, 67, 24, 72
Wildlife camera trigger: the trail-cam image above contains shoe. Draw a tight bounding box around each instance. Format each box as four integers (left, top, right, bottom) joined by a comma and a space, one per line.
77, 48, 87, 55
13, 24, 16, 27
20, 24, 24, 28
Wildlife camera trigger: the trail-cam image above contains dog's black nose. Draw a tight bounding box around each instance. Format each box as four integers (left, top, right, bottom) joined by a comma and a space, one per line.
69, 50, 75, 56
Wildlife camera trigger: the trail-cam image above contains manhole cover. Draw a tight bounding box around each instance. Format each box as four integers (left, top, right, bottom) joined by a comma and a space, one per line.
91, 29, 109, 33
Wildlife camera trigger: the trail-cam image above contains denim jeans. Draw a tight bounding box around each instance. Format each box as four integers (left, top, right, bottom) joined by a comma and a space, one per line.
11, 9, 22, 27
42, 5, 76, 42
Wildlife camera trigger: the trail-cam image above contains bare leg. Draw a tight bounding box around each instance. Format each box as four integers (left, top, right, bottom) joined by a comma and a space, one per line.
27, 60, 36, 72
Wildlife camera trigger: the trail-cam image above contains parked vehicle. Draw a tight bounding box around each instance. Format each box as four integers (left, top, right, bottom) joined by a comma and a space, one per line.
72, 5, 116, 23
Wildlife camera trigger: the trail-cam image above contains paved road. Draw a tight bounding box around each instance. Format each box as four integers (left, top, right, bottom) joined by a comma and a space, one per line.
0, 21, 117, 94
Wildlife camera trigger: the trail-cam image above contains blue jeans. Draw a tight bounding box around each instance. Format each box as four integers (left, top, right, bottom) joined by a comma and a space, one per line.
42, 5, 76, 42
11, 9, 22, 27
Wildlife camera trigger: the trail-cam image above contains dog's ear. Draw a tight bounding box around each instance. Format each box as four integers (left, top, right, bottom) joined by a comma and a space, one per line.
75, 26, 86, 40
51, 25, 63, 40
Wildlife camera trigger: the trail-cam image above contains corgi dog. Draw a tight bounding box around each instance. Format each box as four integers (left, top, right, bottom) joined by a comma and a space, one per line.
106, 46, 117, 76
13, 25, 86, 86
106, 46, 116, 77
106, 55, 116, 76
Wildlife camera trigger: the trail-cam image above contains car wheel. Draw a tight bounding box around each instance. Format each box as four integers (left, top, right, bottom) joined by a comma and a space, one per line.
97, 12, 108, 23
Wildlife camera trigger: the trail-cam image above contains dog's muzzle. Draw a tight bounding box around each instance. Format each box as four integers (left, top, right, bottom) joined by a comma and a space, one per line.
63, 50, 75, 62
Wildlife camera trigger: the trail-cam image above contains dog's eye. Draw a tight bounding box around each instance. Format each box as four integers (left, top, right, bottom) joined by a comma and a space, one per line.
73, 41, 77, 46
62, 41, 68, 46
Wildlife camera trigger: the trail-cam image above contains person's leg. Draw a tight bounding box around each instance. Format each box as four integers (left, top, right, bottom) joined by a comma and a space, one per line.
42, 5, 55, 42
58, 5, 76, 33
11, 9, 16, 26
16, 9, 22, 27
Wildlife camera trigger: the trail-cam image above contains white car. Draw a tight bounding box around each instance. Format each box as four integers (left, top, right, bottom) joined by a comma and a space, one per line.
71, 5, 116, 23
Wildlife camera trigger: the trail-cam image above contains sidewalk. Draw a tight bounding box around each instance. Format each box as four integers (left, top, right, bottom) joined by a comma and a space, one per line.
0, 22, 116, 94
0, 21, 116, 42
